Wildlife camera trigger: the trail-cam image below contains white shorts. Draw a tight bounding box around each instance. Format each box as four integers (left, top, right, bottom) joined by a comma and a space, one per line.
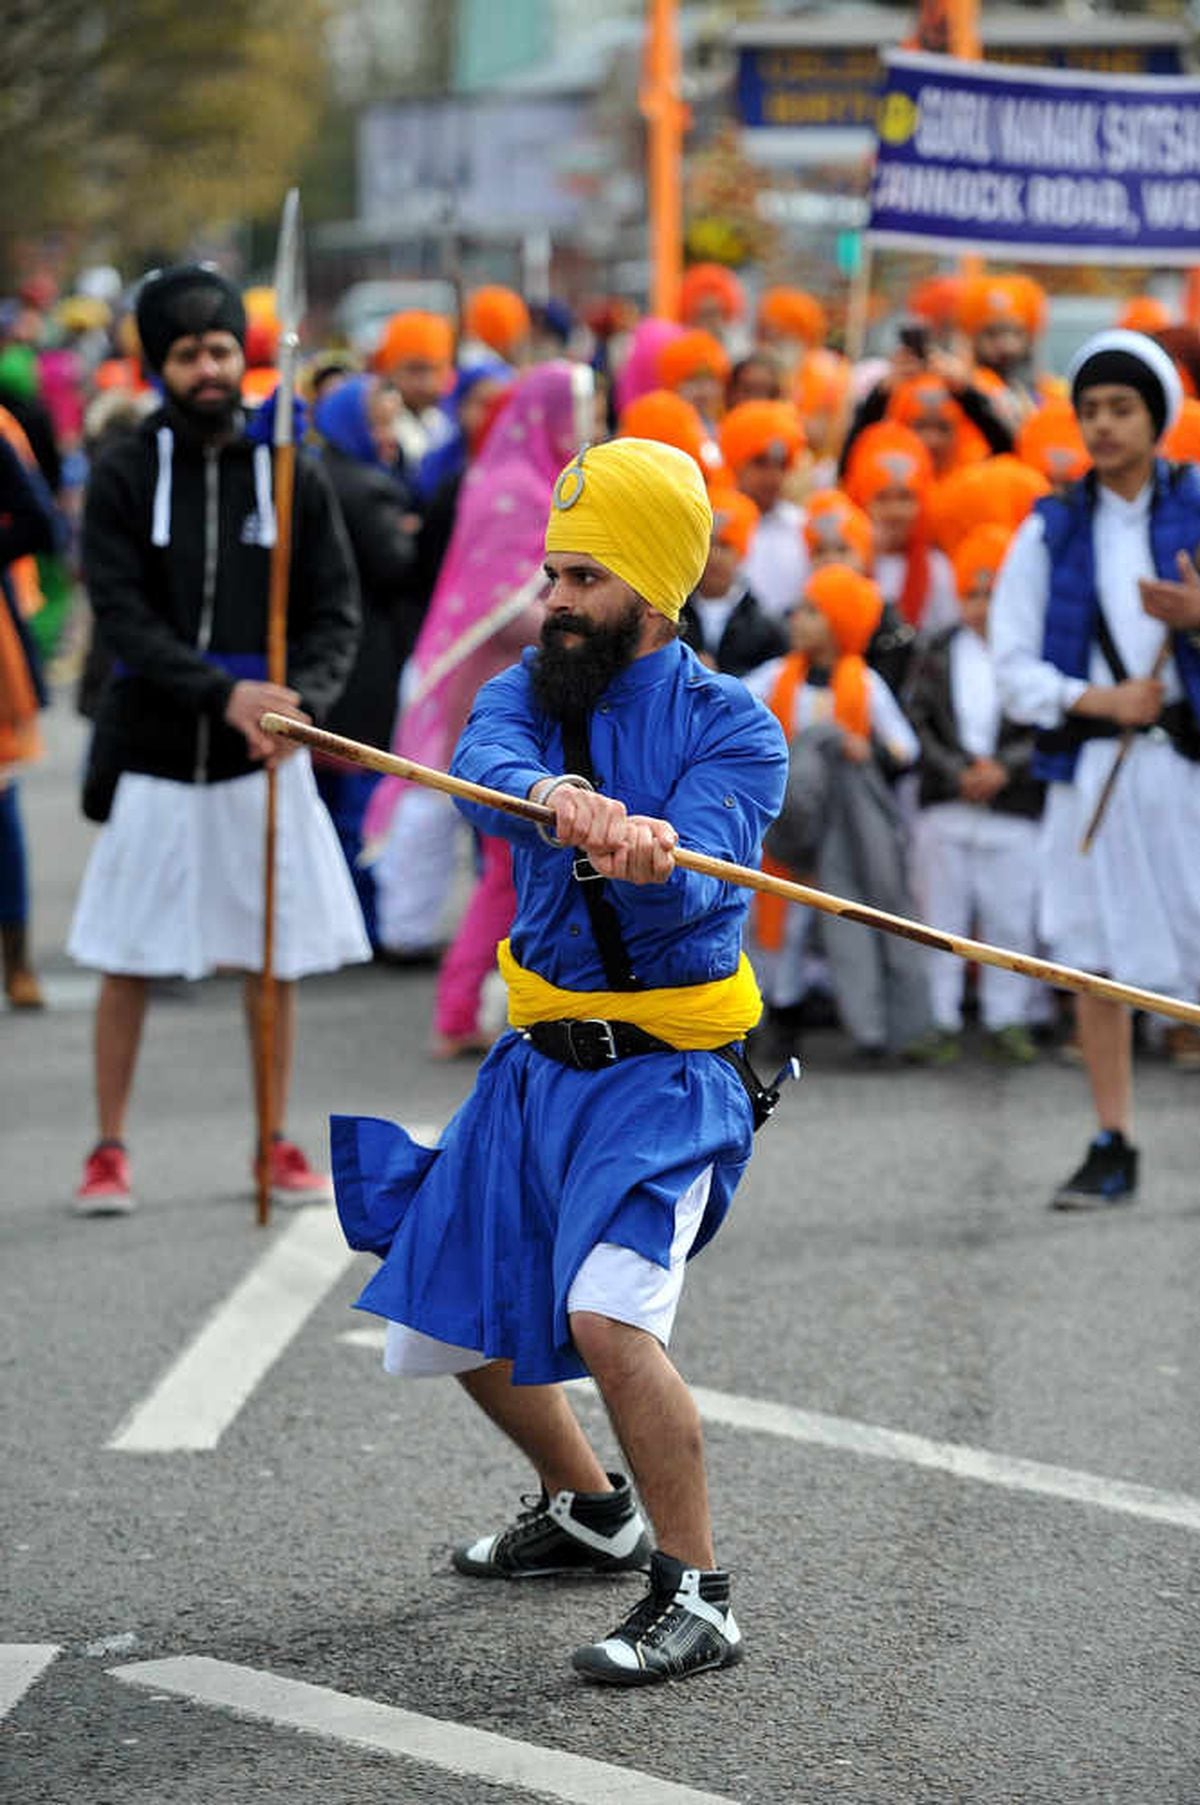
382, 1165, 714, 1378
68, 753, 371, 981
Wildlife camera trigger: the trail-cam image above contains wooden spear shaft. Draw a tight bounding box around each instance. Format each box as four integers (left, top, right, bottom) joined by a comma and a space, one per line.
256, 447, 294, 1226
261, 713, 1200, 1032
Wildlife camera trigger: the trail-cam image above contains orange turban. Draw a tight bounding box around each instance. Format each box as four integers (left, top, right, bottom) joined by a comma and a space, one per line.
908, 275, 964, 331
618, 388, 727, 483
375, 310, 454, 372
718, 400, 805, 473
708, 487, 760, 560
958, 275, 1044, 338
1163, 396, 1200, 462
887, 374, 990, 471
657, 329, 731, 391
1118, 296, 1172, 336
843, 423, 932, 509
793, 347, 851, 416
680, 263, 745, 326
952, 523, 1014, 599
464, 286, 530, 356
927, 455, 1050, 555
805, 563, 884, 658
1016, 400, 1090, 484
803, 489, 873, 568
757, 287, 828, 348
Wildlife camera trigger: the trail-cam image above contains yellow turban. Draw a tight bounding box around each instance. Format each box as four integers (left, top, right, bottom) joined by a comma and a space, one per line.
544, 437, 713, 623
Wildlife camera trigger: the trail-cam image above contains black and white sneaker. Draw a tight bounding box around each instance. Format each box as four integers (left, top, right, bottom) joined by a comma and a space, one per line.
1051, 1131, 1139, 1211
571, 1550, 743, 1686
452, 1472, 651, 1579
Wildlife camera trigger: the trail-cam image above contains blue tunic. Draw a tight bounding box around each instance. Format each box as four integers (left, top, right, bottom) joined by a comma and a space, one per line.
332, 639, 789, 1384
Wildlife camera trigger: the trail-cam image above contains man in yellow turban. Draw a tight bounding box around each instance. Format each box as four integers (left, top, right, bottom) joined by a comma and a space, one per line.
329, 435, 788, 1687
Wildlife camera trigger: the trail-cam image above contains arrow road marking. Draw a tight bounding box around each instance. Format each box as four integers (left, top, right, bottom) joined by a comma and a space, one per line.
110, 1657, 741, 1805
340, 1329, 1200, 1536
0, 1646, 60, 1720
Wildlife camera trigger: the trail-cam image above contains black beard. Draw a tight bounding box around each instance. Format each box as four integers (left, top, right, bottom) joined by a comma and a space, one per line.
166, 388, 242, 439
530, 601, 644, 720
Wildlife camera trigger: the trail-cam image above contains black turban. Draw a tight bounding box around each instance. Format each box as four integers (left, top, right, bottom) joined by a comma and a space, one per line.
135, 264, 246, 372
1068, 329, 1182, 443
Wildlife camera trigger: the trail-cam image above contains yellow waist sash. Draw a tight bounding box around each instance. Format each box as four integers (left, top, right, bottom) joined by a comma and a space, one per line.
497, 938, 762, 1050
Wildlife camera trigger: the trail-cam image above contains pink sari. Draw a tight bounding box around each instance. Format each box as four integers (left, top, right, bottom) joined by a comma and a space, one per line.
363, 362, 583, 843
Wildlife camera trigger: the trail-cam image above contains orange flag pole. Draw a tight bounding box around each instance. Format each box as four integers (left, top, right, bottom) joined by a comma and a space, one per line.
642, 0, 686, 321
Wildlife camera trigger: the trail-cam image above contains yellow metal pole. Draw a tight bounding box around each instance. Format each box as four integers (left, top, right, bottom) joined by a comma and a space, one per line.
642, 0, 684, 321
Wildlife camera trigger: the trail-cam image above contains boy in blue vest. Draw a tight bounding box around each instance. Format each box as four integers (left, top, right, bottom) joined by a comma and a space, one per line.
991, 329, 1200, 1210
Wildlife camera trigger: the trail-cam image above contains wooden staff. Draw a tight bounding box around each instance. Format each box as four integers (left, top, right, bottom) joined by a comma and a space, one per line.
261, 713, 1200, 1031
256, 188, 304, 1227
1078, 633, 1172, 855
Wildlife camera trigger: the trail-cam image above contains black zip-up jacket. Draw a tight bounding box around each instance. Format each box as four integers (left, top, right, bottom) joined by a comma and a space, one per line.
906, 626, 1044, 820
82, 402, 360, 812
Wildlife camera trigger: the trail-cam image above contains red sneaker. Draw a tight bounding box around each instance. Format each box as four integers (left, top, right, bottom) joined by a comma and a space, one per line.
264, 1137, 334, 1205
74, 1143, 135, 1216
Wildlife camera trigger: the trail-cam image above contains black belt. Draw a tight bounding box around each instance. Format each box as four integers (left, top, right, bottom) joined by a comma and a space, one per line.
523, 1018, 674, 1069
521, 1018, 790, 1131
1038, 701, 1200, 764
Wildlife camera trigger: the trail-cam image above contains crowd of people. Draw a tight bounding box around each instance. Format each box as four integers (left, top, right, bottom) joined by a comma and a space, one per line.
3, 259, 1200, 1218
5, 252, 1200, 1690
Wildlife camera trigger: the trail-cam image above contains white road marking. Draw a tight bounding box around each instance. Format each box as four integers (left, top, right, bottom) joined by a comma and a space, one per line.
686, 1385, 1200, 1538
0, 1645, 59, 1719
108, 1206, 355, 1453
338, 1330, 1200, 1535
110, 1657, 740, 1805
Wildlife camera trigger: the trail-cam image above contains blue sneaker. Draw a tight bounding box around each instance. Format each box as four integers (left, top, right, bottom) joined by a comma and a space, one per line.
1051, 1131, 1138, 1211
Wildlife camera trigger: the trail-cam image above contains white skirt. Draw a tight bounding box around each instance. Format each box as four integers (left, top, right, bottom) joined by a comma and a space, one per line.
68, 754, 372, 981
1039, 734, 1200, 999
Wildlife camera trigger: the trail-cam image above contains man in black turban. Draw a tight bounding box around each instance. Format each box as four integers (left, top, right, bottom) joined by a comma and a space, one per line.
135, 264, 247, 432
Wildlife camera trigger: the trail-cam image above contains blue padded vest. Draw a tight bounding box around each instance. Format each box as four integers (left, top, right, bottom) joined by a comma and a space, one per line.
1034, 462, 1200, 781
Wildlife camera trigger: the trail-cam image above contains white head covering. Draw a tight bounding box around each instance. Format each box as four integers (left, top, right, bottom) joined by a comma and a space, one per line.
1067, 328, 1183, 440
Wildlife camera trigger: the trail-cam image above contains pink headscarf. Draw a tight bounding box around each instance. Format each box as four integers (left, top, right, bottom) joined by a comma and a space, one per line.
363, 361, 584, 841
613, 318, 686, 413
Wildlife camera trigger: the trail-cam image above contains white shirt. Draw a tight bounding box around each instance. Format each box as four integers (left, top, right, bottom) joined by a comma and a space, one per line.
950, 627, 1002, 758
691, 586, 743, 653
742, 500, 809, 621
990, 480, 1182, 730
874, 547, 961, 636
745, 659, 920, 768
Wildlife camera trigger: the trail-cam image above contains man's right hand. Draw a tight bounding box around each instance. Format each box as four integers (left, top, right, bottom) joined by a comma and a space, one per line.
224, 680, 311, 764
1107, 677, 1165, 729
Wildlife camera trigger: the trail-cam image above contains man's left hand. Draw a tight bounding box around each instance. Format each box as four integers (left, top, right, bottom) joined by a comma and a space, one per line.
584, 815, 678, 884
1139, 550, 1200, 630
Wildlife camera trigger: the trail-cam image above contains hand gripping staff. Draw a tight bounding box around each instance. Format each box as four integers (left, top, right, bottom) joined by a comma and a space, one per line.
260, 714, 1200, 1034
256, 188, 305, 1227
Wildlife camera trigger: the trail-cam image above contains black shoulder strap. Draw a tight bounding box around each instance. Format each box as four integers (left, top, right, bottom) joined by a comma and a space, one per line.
559, 710, 642, 991
1092, 603, 1129, 684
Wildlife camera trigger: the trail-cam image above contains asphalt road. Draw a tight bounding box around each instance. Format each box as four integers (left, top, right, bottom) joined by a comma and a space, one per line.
3, 697, 1198, 1804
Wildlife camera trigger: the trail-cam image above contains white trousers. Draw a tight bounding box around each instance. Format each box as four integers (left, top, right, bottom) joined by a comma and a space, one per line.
911, 802, 1041, 1031
372, 788, 463, 955
1039, 737, 1200, 998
